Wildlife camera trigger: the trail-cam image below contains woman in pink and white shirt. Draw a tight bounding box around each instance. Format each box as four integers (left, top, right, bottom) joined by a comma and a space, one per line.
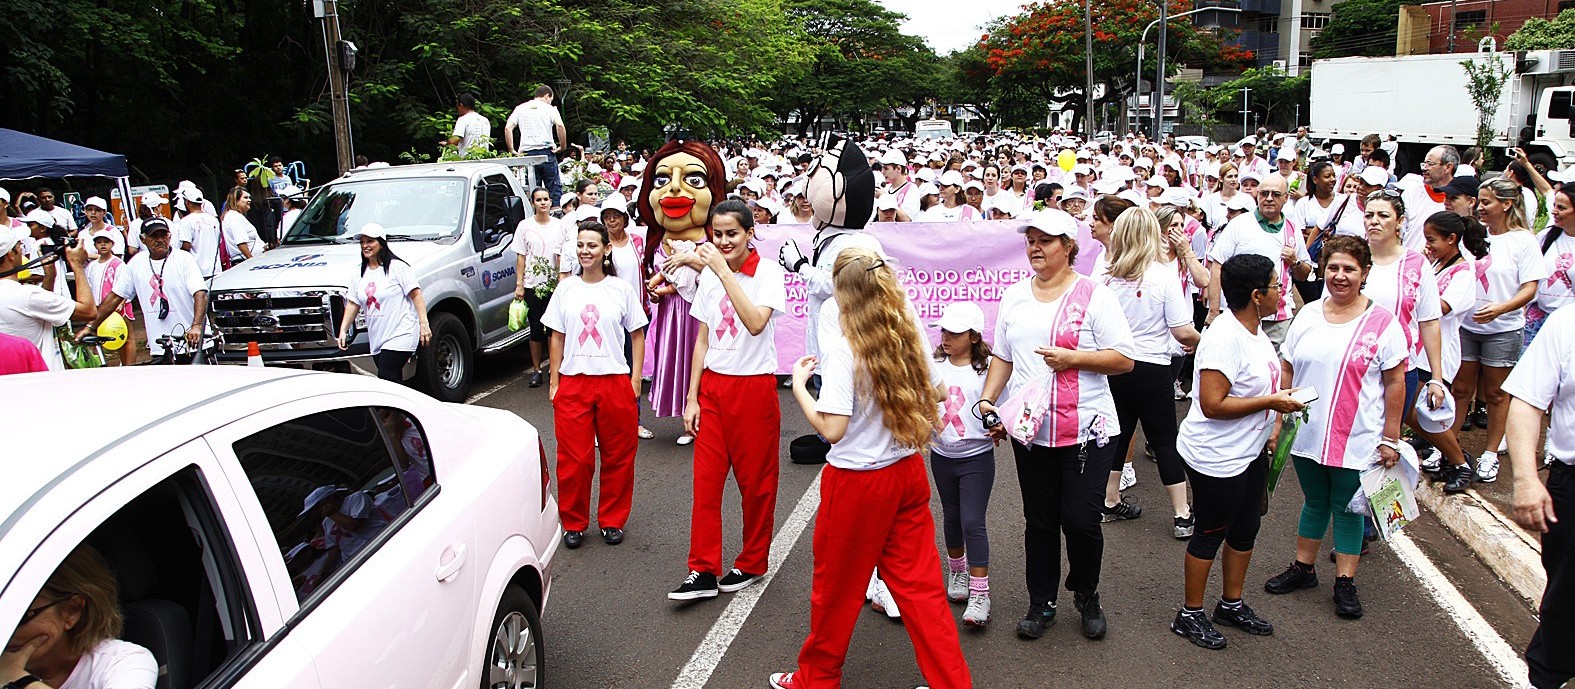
1263, 235, 1407, 620
1422, 211, 1487, 493
1528, 186, 1575, 343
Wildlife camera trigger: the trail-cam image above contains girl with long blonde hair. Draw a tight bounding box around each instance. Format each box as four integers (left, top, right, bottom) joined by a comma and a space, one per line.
773, 247, 972, 689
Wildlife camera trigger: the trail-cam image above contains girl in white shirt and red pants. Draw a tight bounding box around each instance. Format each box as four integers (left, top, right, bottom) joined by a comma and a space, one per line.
544, 221, 649, 550
770, 247, 971, 689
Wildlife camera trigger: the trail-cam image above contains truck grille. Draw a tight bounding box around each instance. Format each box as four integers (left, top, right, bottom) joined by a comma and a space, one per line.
211, 290, 344, 351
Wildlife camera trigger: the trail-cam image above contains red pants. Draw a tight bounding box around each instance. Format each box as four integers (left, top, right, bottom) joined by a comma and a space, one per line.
553, 374, 638, 532
794, 454, 972, 689
688, 371, 780, 576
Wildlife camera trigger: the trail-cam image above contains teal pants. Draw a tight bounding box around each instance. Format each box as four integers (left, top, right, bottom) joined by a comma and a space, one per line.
1292, 455, 1366, 556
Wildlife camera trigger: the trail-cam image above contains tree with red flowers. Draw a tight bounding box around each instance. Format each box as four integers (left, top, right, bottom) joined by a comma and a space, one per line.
979, 0, 1254, 132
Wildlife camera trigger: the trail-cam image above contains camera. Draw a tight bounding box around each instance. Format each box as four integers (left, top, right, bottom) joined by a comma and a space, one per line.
981, 409, 1002, 429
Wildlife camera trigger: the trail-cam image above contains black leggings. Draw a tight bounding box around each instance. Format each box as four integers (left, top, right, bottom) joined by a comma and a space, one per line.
1012, 439, 1114, 604
523, 287, 550, 344
1183, 455, 1268, 560
1108, 360, 1187, 486
374, 349, 414, 382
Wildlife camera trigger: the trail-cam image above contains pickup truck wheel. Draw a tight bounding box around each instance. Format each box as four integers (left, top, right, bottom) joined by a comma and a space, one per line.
1530, 152, 1558, 175
483, 585, 544, 689
418, 312, 472, 402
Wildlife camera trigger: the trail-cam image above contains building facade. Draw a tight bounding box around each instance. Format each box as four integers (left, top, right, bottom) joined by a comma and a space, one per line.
1418, 0, 1575, 53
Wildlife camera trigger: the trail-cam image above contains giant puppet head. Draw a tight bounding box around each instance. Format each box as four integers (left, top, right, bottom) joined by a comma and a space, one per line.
638, 139, 728, 270
804, 134, 876, 236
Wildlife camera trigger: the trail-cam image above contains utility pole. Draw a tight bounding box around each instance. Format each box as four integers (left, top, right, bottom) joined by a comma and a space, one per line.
1085, 0, 1095, 136
1241, 87, 1252, 138
1152, 0, 1167, 139
320, 0, 353, 175
1447, 0, 1459, 52
1286, 0, 1304, 76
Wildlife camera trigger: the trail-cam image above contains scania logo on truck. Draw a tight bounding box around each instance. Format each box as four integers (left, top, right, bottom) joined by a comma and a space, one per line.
249, 253, 329, 271
480, 266, 515, 289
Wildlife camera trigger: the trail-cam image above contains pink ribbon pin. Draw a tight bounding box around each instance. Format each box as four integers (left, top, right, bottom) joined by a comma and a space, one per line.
717, 295, 739, 339
578, 304, 603, 347
364, 282, 381, 311
941, 386, 966, 436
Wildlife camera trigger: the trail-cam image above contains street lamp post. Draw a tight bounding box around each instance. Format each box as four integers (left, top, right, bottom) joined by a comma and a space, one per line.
1085, 0, 1095, 136
1241, 86, 1252, 138
1135, 6, 1242, 139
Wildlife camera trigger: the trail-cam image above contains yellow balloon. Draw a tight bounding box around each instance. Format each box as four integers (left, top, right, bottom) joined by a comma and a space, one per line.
97, 312, 129, 351
1057, 150, 1076, 172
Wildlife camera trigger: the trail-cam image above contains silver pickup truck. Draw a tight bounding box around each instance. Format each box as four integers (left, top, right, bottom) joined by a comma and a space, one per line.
207, 158, 543, 402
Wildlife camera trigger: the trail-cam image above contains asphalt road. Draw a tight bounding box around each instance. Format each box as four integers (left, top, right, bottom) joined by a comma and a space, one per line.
469, 350, 1541, 689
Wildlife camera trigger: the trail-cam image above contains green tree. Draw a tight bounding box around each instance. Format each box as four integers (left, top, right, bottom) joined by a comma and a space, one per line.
777, 0, 937, 136
1507, 9, 1575, 50
1310, 0, 1424, 59
1175, 66, 1309, 132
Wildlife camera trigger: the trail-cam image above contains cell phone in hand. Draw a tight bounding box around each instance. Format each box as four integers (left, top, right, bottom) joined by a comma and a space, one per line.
1290, 387, 1319, 405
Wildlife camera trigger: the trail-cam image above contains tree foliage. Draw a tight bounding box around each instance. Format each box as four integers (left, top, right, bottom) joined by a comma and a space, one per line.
1507, 9, 1575, 50
1310, 0, 1424, 59
1172, 66, 1309, 132
977, 0, 1253, 133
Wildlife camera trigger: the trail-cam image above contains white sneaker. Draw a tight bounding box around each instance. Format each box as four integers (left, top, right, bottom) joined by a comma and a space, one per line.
1119, 463, 1137, 491
1420, 448, 1443, 473
963, 592, 991, 626
945, 569, 968, 603
868, 573, 901, 619
1477, 451, 1501, 483
676, 434, 695, 446
1497, 436, 1508, 454
1174, 380, 1189, 400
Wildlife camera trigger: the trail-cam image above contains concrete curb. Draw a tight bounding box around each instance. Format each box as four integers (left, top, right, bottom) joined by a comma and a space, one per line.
1416, 479, 1545, 610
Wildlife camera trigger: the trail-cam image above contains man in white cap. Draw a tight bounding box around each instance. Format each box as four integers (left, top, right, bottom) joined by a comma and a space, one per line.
126, 192, 169, 258
177, 186, 224, 279
0, 224, 95, 370
878, 149, 920, 221
1237, 140, 1270, 180
78, 217, 209, 361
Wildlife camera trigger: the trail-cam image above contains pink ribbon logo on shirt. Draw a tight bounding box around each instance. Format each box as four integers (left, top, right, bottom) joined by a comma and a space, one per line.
717, 295, 739, 339
364, 282, 381, 311
578, 304, 603, 348
1549, 253, 1573, 291
148, 273, 165, 304
1475, 255, 1493, 290
941, 386, 966, 436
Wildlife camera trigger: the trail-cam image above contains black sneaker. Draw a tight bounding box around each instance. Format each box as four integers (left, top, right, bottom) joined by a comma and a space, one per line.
1016, 601, 1057, 639
1212, 601, 1274, 636
1333, 577, 1363, 619
1172, 609, 1227, 650
1173, 515, 1195, 539
1102, 496, 1143, 522
1443, 462, 1476, 494
600, 527, 625, 545
718, 569, 761, 593
668, 571, 719, 601
529, 370, 544, 388
1264, 561, 1318, 594
562, 530, 585, 549
1074, 591, 1107, 639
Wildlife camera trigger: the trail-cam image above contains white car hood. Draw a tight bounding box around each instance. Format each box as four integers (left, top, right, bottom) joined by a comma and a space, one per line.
209, 241, 449, 292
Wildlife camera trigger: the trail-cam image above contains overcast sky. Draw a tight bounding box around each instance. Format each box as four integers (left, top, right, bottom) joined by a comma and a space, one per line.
876, 0, 1029, 55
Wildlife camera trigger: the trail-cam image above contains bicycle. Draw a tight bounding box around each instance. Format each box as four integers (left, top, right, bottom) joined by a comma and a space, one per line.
142, 330, 225, 366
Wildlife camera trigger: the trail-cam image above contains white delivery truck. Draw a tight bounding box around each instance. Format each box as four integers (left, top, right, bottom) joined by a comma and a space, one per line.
1309, 49, 1575, 172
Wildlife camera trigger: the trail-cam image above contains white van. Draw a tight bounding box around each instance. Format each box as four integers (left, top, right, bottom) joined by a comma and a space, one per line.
914, 119, 955, 140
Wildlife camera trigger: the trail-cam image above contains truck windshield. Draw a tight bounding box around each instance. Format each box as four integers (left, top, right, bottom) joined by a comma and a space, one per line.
285, 178, 467, 244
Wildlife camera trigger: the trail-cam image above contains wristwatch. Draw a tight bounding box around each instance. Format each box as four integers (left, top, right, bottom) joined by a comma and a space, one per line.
4, 675, 42, 689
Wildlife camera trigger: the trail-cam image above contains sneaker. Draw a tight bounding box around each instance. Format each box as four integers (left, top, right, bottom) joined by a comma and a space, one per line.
945, 569, 969, 603
1476, 451, 1500, 483
1420, 448, 1443, 474
1470, 403, 1488, 430
1174, 380, 1189, 400
1171, 608, 1227, 650
676, 434, 695, 446
768, 671, 799, 689
1212, 601, 1274, 636
1443, 462, 1476, 494
719, 569, 761, 593
868, 574, 901, 619
1074, 591, 1107, 639
1102, 496, 1143, 522
1016, 601, 1057, 639
562, 530, 585, 549
963, 592, 991, 627
1119, 463, 1137, 491
1333, 577, 1364, 619
600, 527, 625, 545
1173, 515, 1195, 539
1264, 561, 1318, 594
1497, 436, 1508, 454
669, 571, 719, 601
529, 369, 544, 388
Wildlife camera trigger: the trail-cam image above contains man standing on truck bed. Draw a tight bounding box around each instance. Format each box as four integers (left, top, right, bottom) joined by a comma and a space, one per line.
505, 85, 568, 211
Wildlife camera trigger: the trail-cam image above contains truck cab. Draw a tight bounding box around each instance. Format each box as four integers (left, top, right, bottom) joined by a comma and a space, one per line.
207, 158, 541, 402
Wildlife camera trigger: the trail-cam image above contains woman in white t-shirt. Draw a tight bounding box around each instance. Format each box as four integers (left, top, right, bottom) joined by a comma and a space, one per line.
2, 545, 157, 689
771, 247, 970, 689
977, 209, 1136, 642
1459, 179, 1548, 482
336, 224, 431, 382
1295, 161, 1361, 302
926, 301, 995, 627
1264, 235, 1407, 620
669, 202, 786, 601
513, 187, 563, 388
1203, 163, 1243, 233
1096, 207, 1200, 536
1171, 254, 1306, 650
543, 221, 649, 550
220, 187, 258, 263
1527, 186, 1575, 345
919, 171, 977, 222
1422, 211, 1487, 493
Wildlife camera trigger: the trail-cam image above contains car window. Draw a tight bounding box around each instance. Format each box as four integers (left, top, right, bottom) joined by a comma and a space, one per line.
474, 173, 514, 247
231, 406, 436, 604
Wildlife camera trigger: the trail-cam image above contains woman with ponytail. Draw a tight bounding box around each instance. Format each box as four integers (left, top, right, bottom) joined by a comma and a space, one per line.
770, 247, 972, 689
1422, 211, 1487, 493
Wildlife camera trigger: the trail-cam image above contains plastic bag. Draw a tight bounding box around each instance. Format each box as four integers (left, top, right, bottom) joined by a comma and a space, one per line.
507, 298, 529, 332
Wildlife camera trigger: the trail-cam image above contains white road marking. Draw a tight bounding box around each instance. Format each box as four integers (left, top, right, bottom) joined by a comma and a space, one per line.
1389, 532, 1528, 687
670, 469, 824, 689
466, 373, 527, 404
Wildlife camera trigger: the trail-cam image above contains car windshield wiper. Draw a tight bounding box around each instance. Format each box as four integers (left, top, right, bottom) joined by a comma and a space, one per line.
285, 235, 343, 245
383, 233, 431, 242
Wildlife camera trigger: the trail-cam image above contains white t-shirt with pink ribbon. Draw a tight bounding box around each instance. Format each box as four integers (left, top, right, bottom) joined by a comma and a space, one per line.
1435, 259, 1478, 384
111, 249, 208, 356
542, 274, 648, 375
1464, 230, 1549, 335
1282, 299, 1409, 471
691, 251, 786, 376
1208, 211, 1308, 321
1535, 229, 1575, 314
1360, 249, 1440, 373
348, 261, 421, 354
1502, 305, 1575, 465
931, 358, 993, 459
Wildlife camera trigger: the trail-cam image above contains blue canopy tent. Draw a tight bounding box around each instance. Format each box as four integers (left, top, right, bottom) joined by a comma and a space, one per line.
0, 128, 134, 225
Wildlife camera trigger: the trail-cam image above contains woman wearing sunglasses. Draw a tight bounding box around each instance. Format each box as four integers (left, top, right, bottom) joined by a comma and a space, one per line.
2, 545, 156, 689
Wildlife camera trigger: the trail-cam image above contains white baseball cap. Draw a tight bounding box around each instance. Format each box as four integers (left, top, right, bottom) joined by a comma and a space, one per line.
140, 191, 168, 208
23, 209, 55, 228
0, 225, 21, 255
1414, 388, 1457, 434
938, 170, 966, 187
83, 196, 108, 210
1330, 143, 1346, 155
878, 149, 908, 168
1225, 194, 1257, 212
1239, 170, 1263, 184
931, 301, 986, 334
1017, 208, 1078, 237
917, 182, 941, 197
180, 186, 205, 204
297, 486, 348, 518
0, 187, 9, 204
876, 195, 899, 211
348, 223, 387, 240
1358, 165, 1390, 187
963, 179, 984, 192
598, 197, 630, 217
89, 228, 119, 244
